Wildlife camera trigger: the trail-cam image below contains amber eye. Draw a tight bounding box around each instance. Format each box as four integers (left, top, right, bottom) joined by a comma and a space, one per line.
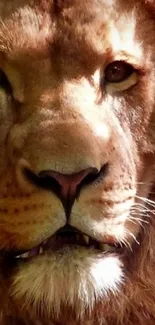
104, 61, 134, 83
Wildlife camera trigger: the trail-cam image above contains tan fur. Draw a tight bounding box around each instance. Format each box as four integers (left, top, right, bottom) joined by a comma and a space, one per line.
0, 0, 155, 324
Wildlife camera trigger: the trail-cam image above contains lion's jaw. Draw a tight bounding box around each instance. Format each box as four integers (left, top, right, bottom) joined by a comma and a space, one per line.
0, 0, 155, 324
13, 248, 123, 319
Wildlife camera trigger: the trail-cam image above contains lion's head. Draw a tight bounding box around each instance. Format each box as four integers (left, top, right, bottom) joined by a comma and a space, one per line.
0, 0, 155, 324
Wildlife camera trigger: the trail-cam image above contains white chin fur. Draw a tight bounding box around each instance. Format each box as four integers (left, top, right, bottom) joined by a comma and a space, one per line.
12, 247, 123, 318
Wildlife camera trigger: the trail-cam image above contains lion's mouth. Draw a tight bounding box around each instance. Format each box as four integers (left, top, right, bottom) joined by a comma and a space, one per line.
13, 225, 123, 260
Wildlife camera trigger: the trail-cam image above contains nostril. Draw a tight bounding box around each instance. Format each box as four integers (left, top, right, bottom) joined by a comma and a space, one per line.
39, 168, 98, 200
24, 168, 61, 194
24, 164, 108, 217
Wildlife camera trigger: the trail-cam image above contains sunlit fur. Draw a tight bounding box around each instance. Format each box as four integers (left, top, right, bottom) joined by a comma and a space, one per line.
0, 0, 155, 324
12, 249, 123, 318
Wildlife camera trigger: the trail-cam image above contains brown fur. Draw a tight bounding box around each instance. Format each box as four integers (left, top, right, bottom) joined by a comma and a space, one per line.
0, 0, 155, 324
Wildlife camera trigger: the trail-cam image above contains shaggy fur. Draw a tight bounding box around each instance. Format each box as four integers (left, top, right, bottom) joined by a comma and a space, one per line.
0, 0, 155, 324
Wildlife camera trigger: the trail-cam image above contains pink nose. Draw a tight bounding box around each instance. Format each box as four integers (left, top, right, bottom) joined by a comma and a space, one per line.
38, 167, 98, 216
42, 168, 95, 201
25, 166, 100, 217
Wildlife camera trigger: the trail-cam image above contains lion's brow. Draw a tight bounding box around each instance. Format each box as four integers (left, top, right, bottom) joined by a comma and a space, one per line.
0, 7, 54, 58
0, 1, 110, 63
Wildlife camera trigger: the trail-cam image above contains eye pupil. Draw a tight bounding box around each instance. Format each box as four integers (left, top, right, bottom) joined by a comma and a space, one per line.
104, 61, 133, 83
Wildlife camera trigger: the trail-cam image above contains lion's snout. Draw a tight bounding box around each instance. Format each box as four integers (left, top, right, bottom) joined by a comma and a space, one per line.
8, 113, 112, 181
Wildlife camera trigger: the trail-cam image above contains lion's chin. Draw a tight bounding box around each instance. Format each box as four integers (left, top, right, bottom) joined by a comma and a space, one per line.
11, 246, 123, 319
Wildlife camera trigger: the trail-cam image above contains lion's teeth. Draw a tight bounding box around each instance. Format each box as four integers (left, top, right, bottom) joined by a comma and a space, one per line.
21, 252, 29, 258
83, 235, 89, 244
99, 243, 115, 252
99, 243, 105, 251
15, 247, 42, 259
104, 244, 113, 251
39, 247, 43, 254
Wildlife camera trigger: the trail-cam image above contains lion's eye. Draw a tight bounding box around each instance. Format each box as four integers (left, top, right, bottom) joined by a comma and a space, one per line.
0, 70, 12, 93
104, 61, 134, 83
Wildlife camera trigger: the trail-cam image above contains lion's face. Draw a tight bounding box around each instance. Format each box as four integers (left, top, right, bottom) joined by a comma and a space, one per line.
0, 0, 155, 323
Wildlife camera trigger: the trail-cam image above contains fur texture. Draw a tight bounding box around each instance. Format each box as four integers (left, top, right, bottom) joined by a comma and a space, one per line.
0, 0, 155, 324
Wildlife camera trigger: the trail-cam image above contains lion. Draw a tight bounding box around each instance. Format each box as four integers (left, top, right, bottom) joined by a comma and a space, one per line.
0, 0, 155, 324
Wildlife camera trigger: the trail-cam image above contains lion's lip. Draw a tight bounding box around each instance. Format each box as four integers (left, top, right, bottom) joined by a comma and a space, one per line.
12, 225, 123, 259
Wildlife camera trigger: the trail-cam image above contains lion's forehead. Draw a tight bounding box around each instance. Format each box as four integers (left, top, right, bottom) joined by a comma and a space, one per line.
0, 0, 143, 66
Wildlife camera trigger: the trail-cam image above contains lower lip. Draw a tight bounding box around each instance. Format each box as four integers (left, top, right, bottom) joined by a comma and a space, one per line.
14, 242, 124, 260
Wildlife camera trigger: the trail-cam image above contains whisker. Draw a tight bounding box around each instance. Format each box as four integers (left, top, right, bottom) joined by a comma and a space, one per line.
130, 211, 150, 218
135, 195, 155, 209
124, 228, 140, 245
129, 216, 149, 224
128, 216, 149, 230
128, 218, 145, 230
131, 205, 152, 214
136, 181, 154, 187
121, 237, 133, 252
132, 203, 150, 211
130, 208, 150, 216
